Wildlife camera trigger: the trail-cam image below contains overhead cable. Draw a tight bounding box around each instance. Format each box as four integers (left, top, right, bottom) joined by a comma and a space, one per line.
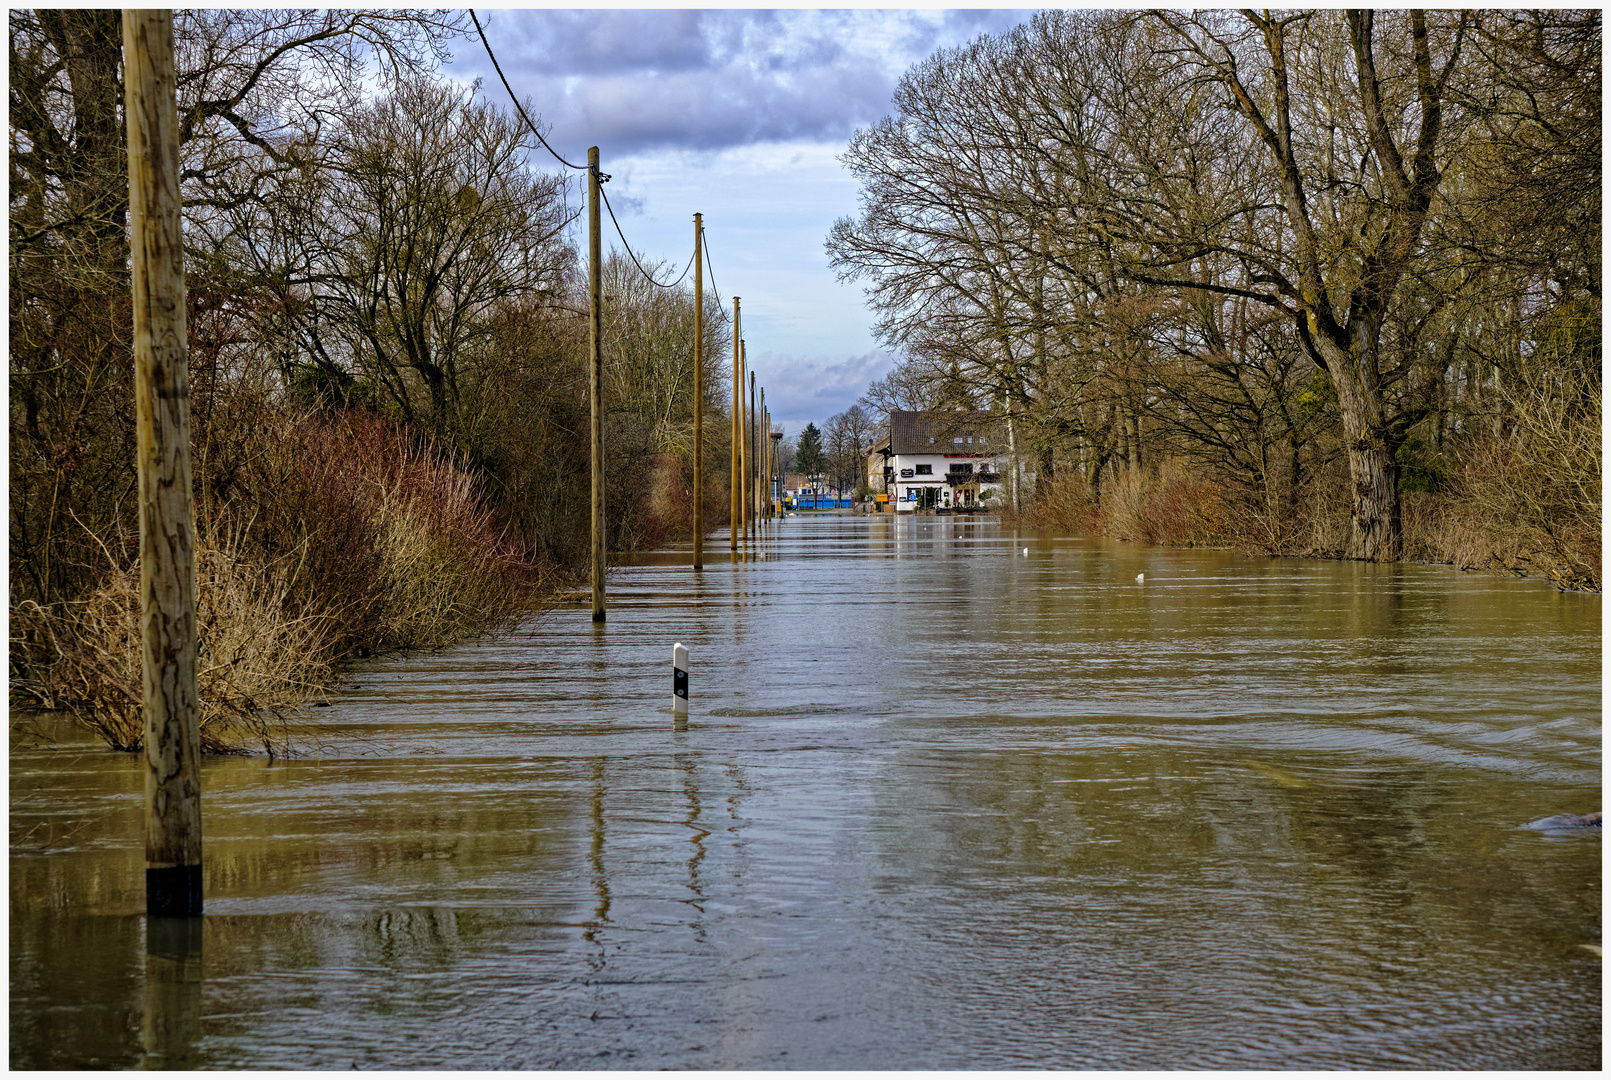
470, 9, 587, 172
702, 227, 725, 311
475, 8, 697, 294
598, 183, 696, 290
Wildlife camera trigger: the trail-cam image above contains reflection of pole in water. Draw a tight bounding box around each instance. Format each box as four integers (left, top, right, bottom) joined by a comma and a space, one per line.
143, 916, 203, 1068
676, 750, 709, 936
583, 758, 611, 957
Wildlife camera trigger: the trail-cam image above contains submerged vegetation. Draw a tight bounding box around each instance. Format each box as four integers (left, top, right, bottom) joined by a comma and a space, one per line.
9, 10, 732, 750
831, 10, 1600, 590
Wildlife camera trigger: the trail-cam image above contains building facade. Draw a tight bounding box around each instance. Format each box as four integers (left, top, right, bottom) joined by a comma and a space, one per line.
870, 410, 1005, 513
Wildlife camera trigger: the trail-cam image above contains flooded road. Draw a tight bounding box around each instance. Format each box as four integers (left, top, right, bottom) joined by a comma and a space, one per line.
10, 516, 1601, 1068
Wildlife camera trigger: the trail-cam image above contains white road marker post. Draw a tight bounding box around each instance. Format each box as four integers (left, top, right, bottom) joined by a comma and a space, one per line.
672, 643, 689, 721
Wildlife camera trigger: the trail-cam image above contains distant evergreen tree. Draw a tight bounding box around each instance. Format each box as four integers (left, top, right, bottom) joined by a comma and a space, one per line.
796, 422, 826, 481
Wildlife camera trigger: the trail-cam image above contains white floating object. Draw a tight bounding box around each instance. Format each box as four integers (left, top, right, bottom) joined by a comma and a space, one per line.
1022, 547, 1029, 555
1135, 573, 1145, 583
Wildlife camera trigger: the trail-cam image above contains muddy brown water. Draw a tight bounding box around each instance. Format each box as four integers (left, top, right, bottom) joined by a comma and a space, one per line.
10, 516, 1601, 1068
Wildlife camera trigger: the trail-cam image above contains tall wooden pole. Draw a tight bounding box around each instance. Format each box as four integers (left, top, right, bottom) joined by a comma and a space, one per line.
758, 387, 766, 524
692, 214, 704, 570
771, 429, 783, 518
588, 146, 606, 622
730, 299, 741, 551
739, 342, 750, 544
750, 373, 760, 528
126, 9, 201, 919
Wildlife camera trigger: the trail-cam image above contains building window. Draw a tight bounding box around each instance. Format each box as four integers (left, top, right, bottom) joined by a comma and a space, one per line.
914, 463, 932, 475
953, 436, 965, 445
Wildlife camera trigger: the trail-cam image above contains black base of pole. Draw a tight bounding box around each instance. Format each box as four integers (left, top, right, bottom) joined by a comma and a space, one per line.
147, 864, 203, 917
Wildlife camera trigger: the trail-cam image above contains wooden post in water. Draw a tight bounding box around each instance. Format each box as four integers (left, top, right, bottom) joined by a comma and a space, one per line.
730, 299, 741, 551
758, 388, 766, 524
588, 146, 606, 622
740, 342, 751, 545
692, 214, 704, 569
126, 9, 202, 919
750, 371, 759, 529
771, 428, 784, 517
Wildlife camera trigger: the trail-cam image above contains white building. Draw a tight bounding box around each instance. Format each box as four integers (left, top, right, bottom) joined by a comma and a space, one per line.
870, 410, 1005, 513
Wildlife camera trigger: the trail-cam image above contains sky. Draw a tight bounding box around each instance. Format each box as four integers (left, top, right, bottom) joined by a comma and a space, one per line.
445, 6, 1036, 438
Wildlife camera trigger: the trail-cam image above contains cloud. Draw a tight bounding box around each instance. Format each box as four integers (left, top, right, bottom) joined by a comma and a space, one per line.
454, 9, 1034, 156
750, 349, 895, 432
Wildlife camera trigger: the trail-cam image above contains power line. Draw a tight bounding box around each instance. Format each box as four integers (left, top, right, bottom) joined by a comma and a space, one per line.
475, 8, 698, 294
702, 225, 725, 311
598, 182, 696, 290
469, 9, 586, 172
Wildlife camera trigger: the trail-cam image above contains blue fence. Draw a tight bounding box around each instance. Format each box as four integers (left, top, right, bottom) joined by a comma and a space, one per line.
789, 495, 853, 510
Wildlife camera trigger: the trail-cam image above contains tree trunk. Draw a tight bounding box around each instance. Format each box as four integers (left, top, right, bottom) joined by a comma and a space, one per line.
1323, 327, 1402, 562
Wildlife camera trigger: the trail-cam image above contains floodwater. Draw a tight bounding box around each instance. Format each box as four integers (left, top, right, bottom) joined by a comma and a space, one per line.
10, 515, 1602, 1069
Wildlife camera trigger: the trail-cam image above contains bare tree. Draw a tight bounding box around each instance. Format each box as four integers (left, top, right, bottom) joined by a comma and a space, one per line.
825, 405, 879, 497
9, 8, 466, 608
1113, 10, 1471, 560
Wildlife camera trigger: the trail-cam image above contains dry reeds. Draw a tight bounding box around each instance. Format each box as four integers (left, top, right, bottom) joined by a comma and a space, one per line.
18, 412, 556, 754
16, 531, 337, 755
1099, 460, 1229, 548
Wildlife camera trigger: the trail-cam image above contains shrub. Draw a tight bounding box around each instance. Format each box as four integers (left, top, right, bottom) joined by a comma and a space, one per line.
1098, 460, 1229, 547
18, 411, 556, 754
16, 530, 338, 755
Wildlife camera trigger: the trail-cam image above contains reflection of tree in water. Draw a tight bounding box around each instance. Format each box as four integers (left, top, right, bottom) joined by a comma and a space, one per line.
861, 738, 1600, 1064
1286, 774, 1601, 946
8, 913, 148, 1068
363, 907, 468, 971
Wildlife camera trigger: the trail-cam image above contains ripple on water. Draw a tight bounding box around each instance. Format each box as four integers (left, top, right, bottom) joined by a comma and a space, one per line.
9, 518, 1601, 1069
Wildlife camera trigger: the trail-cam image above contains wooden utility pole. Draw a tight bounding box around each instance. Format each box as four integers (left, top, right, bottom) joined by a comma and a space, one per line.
588, 146, 606, 622
126, 9, 201, 919
739, 342, 750, 544
756, 384, 765, 525
751, 376, 760, 527
730, 299, 741, 551
771, 429, 784, 517
692, 214, 704, 570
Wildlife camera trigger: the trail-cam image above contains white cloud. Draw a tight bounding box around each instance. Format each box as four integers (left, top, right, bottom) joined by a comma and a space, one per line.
453, 8, 1033, 155
749, 350, 896, 435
